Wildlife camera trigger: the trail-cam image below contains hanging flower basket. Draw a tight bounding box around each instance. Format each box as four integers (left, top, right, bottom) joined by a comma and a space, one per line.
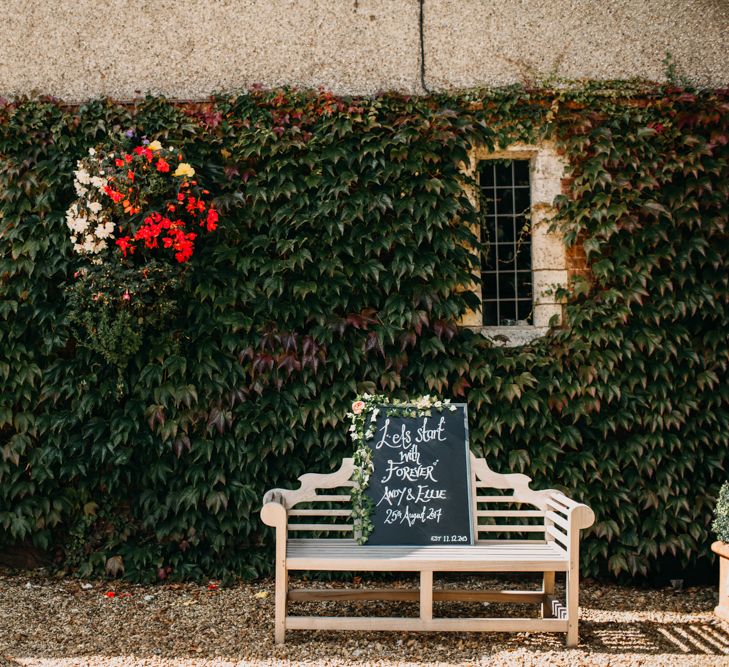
65, 138, 219, 374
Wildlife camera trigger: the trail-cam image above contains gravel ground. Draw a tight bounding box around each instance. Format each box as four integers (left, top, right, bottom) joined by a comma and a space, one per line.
1, 570, 727, 667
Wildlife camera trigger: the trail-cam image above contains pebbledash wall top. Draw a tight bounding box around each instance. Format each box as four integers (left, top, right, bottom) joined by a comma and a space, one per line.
1, 0, 727, 100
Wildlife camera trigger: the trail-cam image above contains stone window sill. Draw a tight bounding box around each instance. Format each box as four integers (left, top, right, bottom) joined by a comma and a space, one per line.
463, 325, 549, 347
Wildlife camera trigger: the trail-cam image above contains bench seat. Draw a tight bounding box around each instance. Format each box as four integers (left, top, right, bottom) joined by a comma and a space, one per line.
287, 538, 569, 572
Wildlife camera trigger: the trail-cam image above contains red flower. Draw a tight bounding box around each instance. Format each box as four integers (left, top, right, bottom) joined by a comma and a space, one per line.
177, 193, 185, 202
124, 154, 133, 164
205, 208, 218, 232
156, 158, 170, 173
105, 591, 116, 598
115, 158, 124, 167
115, 236, 135, 257
127, 170, 135, 182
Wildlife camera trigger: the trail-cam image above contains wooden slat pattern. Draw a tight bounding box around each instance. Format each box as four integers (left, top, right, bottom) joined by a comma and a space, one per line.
286, 540, 569, 572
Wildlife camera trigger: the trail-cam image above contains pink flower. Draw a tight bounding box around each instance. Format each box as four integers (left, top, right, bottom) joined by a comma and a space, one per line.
122, 292, 131, 301
352, 400, 365, 415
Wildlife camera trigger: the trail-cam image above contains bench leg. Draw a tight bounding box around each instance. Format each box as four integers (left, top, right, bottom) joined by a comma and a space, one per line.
566, 568, 578, 647
420, 570, 433, 621
541, 571, 555, 618
274, 565, 288, 644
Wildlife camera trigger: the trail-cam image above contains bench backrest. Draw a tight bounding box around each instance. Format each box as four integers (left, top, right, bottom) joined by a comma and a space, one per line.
266, 455, 571, 548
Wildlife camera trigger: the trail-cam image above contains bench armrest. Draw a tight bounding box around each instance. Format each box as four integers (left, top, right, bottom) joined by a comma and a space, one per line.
261, 497, 288, 529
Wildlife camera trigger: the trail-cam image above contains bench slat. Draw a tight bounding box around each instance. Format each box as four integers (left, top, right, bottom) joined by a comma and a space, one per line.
289, 509, 352, 516
546, 498, 570, 514
547, 524, 569, 548
285, 616, 569, 633
477, 524, 545, 533
476, 510, 544, 518
313, 495, 351, 502
545, 511, 570, 531
287, 524, 353, 532
287, 588, 546, 604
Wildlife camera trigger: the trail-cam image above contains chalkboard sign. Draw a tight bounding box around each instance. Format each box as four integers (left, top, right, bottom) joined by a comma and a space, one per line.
363, 403, 473, 546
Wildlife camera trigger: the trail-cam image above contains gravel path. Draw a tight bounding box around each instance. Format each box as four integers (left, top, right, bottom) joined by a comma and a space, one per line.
1, 570, 727, 666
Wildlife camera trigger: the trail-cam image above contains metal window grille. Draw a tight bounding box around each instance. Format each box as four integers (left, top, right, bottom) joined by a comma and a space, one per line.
478, 159, 533, 326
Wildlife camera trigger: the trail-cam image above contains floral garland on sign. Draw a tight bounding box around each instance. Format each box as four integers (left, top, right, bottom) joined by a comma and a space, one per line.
347, 393, 457, 544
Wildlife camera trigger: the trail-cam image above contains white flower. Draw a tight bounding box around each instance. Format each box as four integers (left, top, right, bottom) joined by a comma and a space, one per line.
88, 201, 102, 214
88, 148, 96, 156
449, 404, 457, 411
94, 223, 113, 239
93, 239, 107, 253
103, 221, 115, 235
74, 169, 91, 185
90, 176, 107, 190
82, 236, 96, 253
349, 424, 356, 433
351, 432, 359, 441
69, 217, 89, 234
74, 182, 88, 197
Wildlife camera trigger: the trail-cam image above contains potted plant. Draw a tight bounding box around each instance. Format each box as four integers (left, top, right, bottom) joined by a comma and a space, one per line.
711, 481, 729, 621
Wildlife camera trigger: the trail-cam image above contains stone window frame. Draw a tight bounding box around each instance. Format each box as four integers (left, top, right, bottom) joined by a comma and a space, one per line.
459, 142, 569, 346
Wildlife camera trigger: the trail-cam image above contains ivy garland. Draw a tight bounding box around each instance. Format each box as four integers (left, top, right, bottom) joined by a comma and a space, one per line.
347, 393, 457, 544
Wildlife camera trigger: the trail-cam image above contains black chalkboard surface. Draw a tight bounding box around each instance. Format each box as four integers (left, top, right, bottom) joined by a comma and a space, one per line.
363, 403, 474, 546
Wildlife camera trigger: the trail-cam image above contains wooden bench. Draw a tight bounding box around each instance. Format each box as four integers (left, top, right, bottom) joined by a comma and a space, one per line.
261, 455, 595, 646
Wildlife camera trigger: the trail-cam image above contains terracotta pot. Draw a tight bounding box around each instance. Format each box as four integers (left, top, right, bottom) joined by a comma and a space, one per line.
711, 541, 729, 622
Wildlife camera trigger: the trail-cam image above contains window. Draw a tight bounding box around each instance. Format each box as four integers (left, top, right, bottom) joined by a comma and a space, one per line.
479, 159, 533, 326
459, 144, 569, 345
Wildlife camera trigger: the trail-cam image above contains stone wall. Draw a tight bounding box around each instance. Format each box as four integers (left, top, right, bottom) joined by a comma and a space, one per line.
0, 0, 727, 101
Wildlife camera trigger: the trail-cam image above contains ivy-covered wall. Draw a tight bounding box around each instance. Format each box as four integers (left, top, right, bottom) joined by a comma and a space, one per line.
0, 84, 727, 582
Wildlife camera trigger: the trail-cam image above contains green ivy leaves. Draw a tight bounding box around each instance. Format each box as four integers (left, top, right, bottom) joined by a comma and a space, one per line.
0, 86, 726, 582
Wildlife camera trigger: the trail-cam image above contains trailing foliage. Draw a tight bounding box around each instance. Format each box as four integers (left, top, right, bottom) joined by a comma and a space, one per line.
714, 482, 729, 544
0, 84, 726, 582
